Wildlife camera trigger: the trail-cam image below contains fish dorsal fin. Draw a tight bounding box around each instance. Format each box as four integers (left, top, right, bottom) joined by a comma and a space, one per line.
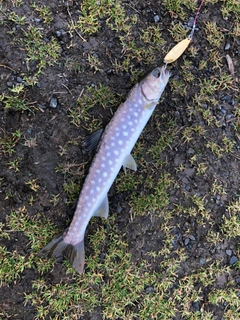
123, 154, 137, 173
93, 196, 109, 219
82, 129, 104, 153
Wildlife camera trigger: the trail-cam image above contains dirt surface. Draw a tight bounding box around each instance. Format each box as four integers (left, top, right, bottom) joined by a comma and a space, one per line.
0, 0, 239, 319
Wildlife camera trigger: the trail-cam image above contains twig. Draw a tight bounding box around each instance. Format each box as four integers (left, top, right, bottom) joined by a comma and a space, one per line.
67, 7, 87, 42
0, 64, 15, 72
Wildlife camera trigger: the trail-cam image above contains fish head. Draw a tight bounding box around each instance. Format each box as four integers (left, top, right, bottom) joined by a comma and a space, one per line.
141, 67, 170, 105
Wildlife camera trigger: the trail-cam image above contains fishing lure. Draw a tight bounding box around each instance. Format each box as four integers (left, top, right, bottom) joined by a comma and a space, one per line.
164, 0, 205, 64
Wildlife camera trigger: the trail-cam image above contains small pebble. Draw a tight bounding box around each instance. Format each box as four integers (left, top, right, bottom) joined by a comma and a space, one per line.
191, 301, 200, 310
185, 185, 191, 192
16, 76, 23, 83
236, 278, 240, 284
226, 249, 232, 256
100, 253, 105, 260
175, 110, 180, 119
189, 235, 196, 241
224, 43, 230, 51
200, 258, 205, 265
49, 97, 58, 108
55, 30, 62, 37
184, 238, 190, 246
226, 113, 234, 121
221, 94, 232, 104
145, 286, 154, 294
116, 205, 122, 213
230, 256, 238, 265
154, 15, 160, 23
55, 29, 67, 38
187, 148, 195, 155
7, 82, 13, 87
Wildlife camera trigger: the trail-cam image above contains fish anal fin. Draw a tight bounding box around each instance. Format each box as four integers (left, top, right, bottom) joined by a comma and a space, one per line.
93, 196, 109, 219
123, 154, 137, 173
83, 129, 104, 153
39, 233, 85, 274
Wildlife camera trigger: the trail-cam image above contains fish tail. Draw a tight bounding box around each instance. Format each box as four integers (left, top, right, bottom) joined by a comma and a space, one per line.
39, 233, 85, 274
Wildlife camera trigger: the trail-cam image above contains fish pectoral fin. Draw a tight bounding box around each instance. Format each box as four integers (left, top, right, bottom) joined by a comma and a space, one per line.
93, 196, 109, 219
82, 129, 104, 153
144, 101, 156, 110
123, 154, 137, 173
39, 233, 85, 274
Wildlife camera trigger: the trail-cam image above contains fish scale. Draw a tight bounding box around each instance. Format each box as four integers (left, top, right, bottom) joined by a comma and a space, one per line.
40, 66, 170, 274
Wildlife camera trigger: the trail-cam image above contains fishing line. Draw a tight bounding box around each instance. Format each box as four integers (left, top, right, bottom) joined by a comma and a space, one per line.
164, 0, 205, 65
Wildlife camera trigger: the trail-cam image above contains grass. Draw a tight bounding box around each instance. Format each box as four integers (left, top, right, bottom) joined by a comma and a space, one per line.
0, 0, 240, 319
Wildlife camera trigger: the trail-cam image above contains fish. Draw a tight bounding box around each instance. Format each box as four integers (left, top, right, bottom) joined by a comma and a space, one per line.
40, 66, 170, 274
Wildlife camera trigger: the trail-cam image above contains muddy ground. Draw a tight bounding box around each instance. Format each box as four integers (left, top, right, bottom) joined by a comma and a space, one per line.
0, 0, 239, 319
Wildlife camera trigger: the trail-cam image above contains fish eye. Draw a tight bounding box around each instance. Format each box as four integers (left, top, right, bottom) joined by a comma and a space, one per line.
152, 68, 161, 78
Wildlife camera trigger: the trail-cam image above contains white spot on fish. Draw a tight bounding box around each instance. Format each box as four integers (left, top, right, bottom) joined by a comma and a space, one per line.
102, 156, 106, 161
134, 112, 138, 117
123, 125, 126, 129
123, 132, 128, 136
107, 152, 111, 157
138, 99, 142, 104
106, 145, 110, 150
96, 186, 100, 192
101, 163, 105, 168
114, 150, 119, 155
90, 189, 94, 194
96, 169, 100, 174
91, 180, 95, 185
109, 160, 113, 165
131, 128, 135, 132
111, 142, 115, 147
103, 172, 108, 177
118, 140, 123, 145
128, 121, 133, 126
116, 132, 120, 137
98, 178, 102, 183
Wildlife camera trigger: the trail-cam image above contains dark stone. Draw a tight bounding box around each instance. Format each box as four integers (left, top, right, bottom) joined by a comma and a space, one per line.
221, 94, 232, 104
145, 286, 154, 294
16, 76, 23, 83
192, 301, 200, 310
230, 256, 238, 265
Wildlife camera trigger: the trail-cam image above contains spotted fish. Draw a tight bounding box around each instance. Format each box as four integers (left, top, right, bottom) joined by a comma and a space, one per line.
40, 66, 170, 273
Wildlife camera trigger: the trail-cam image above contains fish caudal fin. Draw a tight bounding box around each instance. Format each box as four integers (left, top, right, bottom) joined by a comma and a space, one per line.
39, 234, 85, 274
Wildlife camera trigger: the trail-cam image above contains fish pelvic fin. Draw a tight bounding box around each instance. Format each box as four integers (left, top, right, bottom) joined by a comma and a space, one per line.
39, 234, 85, 274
